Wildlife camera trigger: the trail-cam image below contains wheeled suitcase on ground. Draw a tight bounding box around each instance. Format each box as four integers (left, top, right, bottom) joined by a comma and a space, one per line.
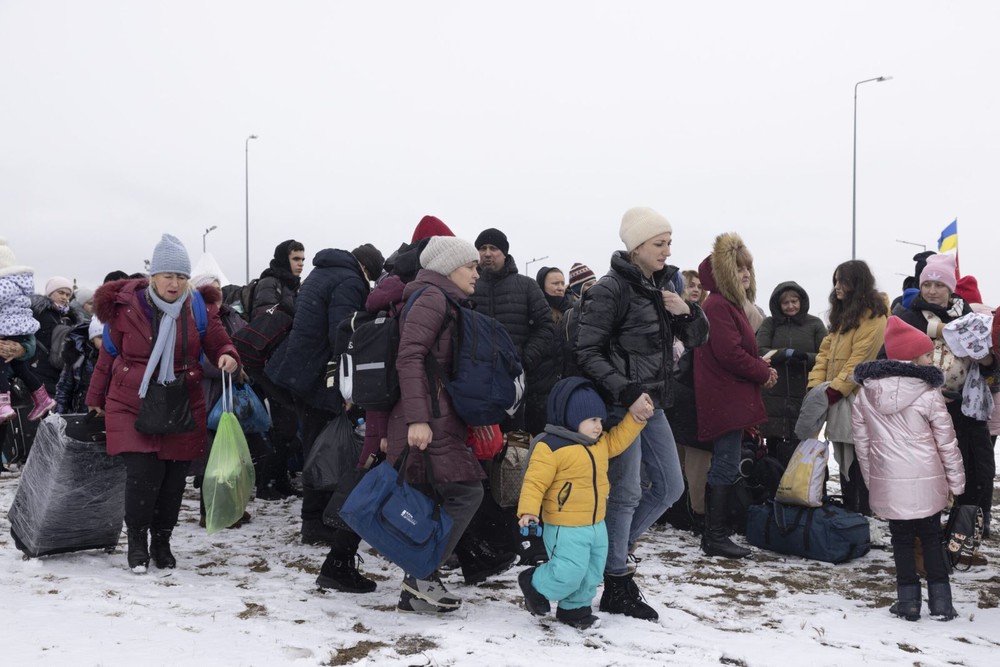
8, 413, 125, 558
746, 499, 871, 564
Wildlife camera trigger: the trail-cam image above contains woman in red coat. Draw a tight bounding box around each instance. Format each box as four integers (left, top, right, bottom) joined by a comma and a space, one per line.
385, 236, 486, 615
87, 234, 239, 574
694, 233, 776, 558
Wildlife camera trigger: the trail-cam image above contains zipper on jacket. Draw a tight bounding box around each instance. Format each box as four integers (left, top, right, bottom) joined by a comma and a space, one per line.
557, 482, 572, 511
584, 446, 598, 524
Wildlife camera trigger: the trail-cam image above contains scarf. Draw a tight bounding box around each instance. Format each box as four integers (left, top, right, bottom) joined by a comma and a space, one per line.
138, 287, 190, 398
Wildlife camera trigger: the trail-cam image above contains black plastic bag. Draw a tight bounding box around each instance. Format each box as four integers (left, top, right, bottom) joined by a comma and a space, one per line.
302, 413, 359, 492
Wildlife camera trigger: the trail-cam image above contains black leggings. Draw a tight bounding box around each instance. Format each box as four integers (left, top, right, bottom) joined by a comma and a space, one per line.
121, 453, 191, 530
889, 512, 949, 585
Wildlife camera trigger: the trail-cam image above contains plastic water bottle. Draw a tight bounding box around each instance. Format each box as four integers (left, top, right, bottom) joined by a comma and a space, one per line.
354, 417, 366, 438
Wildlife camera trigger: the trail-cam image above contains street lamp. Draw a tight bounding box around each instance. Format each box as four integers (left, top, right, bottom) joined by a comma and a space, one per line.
524, 255, 549, 277
203, 225, 218, 253
245, 134, 258, 283
852, 76, 892, 260
895, 238, 927, 252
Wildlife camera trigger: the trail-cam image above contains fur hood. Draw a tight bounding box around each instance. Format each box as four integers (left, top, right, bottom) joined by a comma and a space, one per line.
854, 359, 944, 416
93, 279, 222, 322
854, 359, 944, 387
698, 232, 755, 307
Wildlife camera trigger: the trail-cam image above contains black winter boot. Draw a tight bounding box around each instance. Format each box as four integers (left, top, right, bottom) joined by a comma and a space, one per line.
927, 581, 957, 620
518, 567, 550, 616
150, 528, 176, 569
456, 535, 517, 585
598, 572, 658, 621
890, 583, 922, 621
702, 484, 751, 559
126, 527, 150, 573
556, 606, 600, 629
316, 550, 377, 593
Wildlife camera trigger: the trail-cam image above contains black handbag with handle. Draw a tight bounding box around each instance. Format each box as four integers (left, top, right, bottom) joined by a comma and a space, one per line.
944, 505, 984, 572
134, 312, 196, 435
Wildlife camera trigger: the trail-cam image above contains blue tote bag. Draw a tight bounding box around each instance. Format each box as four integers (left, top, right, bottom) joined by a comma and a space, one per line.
338, 448, 453, 579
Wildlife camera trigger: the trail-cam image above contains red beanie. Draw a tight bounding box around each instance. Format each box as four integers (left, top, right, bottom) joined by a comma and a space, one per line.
954, 275, 983, 305
884, 316, 933, 361
411, 215, 455, 243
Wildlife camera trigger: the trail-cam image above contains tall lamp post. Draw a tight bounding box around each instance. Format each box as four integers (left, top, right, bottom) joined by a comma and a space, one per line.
524, 255, 549, 277
245, 134, 258, 283
203, 225, 218, 253
852, 76, 892, 260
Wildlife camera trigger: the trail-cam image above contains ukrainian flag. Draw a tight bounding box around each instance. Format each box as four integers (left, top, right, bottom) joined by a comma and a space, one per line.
937, 219, 958, 253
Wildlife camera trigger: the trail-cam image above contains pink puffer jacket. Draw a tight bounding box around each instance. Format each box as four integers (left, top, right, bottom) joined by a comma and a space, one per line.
851, 359, 965, 520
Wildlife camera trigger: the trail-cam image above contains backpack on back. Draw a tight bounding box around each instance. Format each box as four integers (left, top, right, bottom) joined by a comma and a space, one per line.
40, 322, 74, 370
338, 309, 402, 411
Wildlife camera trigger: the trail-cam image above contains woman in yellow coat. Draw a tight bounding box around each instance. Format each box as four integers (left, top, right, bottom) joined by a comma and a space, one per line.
807, 260, 888, 514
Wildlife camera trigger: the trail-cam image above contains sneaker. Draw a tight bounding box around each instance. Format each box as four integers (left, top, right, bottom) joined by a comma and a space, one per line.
402, 574, 462, 608
316, 552, 377, 594
517, 567, 550, 616
397, 589, 461, 615
556, 606, 601, 629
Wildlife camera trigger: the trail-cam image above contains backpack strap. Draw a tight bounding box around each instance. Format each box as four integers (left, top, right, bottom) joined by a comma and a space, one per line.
400, 286, 457, 420
103, 290, 208, 359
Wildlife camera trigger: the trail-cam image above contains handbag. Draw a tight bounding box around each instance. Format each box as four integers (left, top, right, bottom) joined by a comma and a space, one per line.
203, 374, 256, 534
944, 505, 984, 572
489, 430, 531, 508
231, 304, 293, 370
134, 314, 196, 435
207, 381, 271, 434
775, 438, 829, 508
338, 448, 454, 580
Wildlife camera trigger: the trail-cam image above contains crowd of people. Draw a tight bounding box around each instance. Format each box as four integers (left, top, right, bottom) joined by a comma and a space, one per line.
0, 209, 996, 628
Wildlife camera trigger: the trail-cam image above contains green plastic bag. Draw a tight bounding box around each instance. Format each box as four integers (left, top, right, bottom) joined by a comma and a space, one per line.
203, 374, 255, 534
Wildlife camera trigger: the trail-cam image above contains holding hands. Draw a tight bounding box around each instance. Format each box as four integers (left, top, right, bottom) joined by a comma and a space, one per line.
628, 392, 655, 422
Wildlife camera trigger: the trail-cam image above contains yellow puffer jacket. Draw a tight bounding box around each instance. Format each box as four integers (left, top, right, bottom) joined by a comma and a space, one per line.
516, 414, 644, 527
808, 311, 886, 397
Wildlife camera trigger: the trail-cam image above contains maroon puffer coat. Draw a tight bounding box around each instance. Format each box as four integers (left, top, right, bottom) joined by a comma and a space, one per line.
85, 279, 239, 461
386, 269, 484, 485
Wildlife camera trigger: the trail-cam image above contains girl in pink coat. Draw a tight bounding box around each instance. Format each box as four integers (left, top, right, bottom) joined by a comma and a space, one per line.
852, 316, 965, 622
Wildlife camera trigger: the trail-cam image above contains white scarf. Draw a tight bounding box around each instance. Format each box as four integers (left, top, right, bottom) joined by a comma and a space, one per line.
139, 287, 190, 398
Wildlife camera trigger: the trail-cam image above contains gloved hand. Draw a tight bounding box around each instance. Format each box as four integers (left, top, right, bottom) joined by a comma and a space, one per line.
826, 387, 844, 405
770, 350, 787, 366
789, 349, 809, 363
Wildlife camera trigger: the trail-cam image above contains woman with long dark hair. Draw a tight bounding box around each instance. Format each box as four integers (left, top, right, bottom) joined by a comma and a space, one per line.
807, 259, 888, 514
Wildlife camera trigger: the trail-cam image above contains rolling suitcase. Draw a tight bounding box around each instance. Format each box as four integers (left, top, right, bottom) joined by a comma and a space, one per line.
8, 413, 125, 558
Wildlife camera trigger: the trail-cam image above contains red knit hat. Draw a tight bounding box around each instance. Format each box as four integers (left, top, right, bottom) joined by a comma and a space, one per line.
884, 316, 933, 361
411, 215, 455, 243
954, 275, 983, 305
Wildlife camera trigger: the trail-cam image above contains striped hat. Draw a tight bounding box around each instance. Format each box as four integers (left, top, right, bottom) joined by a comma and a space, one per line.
568, 262, 596, 296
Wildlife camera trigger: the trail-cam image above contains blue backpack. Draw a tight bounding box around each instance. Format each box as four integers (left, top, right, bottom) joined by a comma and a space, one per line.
102, 290, 208, 358
423, 289, 524, 427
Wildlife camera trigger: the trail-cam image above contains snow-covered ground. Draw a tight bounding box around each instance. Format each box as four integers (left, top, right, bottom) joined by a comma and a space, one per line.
2, 453, 999, 667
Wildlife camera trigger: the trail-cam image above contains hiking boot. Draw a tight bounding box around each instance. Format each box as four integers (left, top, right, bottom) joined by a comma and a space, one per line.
0, 392, 14, 423
599, 572, 658, 621
126, 526, 150, 574
518, 567, 550, 616
456, 536, 516, 585
254, 484, 286, 501
316, 550, 377, 593
889, 583, 921, 621
150, 528, 176, 569
556, 606, 600, 629
927, 581, 958, 621
401, 574, 461, 608
702, 484, 752, 559
397, 589, 461, 615
26, 386, 55, 421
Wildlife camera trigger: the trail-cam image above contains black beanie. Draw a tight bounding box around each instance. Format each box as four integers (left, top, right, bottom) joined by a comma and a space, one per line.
352, 243, 385, 281
912, 251, 936, 283
103, 270, 129, 284
474, 228, 509, 255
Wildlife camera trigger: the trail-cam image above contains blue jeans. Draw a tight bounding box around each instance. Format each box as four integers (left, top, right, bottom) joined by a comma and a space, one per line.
532, 522, 608, 611
605, 408, 684, 575
707, 430, 742, 486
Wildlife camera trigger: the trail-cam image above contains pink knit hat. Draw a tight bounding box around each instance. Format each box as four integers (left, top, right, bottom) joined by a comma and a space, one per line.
884, 316, 933, 361
919, 254, 957, 293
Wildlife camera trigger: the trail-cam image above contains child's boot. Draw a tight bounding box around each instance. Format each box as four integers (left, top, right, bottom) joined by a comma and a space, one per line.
27, 386, 55, 421
889, 583, 921, 621
927, 581, 958, 621
556, 606, 600, 629
0, 392, 15, 423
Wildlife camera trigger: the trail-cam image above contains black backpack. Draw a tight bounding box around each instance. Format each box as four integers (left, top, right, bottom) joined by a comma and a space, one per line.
338, 308, 403, 411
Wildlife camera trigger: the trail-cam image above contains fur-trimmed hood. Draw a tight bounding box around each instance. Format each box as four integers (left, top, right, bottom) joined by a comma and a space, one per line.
698, 232, 755, 307
93, 278, 222, 322
854, 359, 944, 416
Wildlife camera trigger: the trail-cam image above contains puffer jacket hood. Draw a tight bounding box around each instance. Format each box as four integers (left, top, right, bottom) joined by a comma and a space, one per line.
854, 360, 944, 416
93, 279, 222, 323
698, 232, 755, 307
767, 281, 811, 322
545, 376, 600, 438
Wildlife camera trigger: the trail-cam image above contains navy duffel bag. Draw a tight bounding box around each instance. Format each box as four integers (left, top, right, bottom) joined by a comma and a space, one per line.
747, 500, 871, 563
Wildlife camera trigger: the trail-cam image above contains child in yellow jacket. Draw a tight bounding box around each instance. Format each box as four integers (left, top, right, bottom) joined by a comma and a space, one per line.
517, 377, 652, 628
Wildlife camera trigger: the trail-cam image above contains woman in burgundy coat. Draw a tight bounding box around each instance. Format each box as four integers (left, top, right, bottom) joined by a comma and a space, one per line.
694, 232, 776, 559
385, 236, 486, 615
87, 235, 239, 574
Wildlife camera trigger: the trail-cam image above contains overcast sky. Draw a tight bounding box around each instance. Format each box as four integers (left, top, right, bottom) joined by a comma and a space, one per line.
2, 1, 997, 314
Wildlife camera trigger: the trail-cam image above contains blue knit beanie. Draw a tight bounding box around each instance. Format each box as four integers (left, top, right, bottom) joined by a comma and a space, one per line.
149, 234, 191, 277
564, 385, 608, 432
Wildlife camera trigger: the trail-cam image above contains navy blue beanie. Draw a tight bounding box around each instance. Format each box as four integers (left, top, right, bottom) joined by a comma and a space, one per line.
564, 385, 608, 432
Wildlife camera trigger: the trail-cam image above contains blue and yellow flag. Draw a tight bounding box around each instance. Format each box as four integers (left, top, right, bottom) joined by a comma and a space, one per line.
937, 219, 958, 253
